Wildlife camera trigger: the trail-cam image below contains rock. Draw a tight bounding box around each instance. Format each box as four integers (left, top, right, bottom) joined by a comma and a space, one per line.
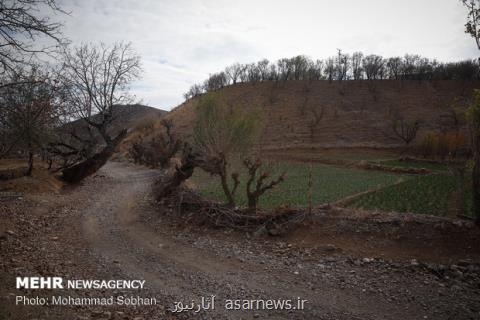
253, 226, 268, 237
6, 230, 15, 236
353, 259, 362, 266
410, 259, 419, 266
458, 260, 472, 267
319, 244, 337, 252
91, 310, 103, 317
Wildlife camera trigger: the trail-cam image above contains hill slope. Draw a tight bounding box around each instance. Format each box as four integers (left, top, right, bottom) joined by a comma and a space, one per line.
165, 80, 479, 150
65, 104, 166, 143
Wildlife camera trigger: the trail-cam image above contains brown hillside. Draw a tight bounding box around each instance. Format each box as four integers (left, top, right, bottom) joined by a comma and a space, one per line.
164, 80, 480, 151
68, 104, 166, 134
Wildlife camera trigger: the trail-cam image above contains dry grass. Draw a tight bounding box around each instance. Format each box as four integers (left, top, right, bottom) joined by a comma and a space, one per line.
0, 159, 63, 194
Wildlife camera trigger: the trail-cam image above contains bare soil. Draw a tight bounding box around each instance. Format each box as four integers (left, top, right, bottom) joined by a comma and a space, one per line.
1, 161, 480, 319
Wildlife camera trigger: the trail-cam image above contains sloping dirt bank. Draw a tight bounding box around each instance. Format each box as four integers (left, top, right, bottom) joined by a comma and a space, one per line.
1, 161, 480, 319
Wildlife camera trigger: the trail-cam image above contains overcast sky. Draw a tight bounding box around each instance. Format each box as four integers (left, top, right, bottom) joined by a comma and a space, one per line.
55, 0, 478, 110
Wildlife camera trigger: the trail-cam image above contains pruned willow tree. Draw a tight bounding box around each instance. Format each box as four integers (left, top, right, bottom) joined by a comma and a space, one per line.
192, 93, 261, 207
192, 93, 286, 210
55, 42, 142, 183
154, 93, 285, 211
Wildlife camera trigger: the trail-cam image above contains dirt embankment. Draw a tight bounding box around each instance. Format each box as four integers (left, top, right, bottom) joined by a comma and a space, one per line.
1, 161, 480, 319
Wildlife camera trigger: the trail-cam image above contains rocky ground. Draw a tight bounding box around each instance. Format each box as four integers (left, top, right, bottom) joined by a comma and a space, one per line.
1, 161, 480, 319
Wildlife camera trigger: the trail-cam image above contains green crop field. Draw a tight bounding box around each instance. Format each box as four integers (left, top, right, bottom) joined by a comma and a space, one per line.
189, 159, 474, 217
347, 174, 474, 217
189, 162, 408, 209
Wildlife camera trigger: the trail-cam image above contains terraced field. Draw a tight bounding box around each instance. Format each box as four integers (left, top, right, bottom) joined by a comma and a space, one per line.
190, 159, 474, 217
190, 161, 408, 209
347, 174, 474, 217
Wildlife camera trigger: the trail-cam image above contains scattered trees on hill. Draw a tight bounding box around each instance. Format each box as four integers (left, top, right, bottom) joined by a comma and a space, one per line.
184, 52, 480, 99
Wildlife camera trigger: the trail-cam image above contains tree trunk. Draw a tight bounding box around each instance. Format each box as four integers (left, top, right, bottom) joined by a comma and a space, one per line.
474, 157, 480, 225
61, 129, 127, 183
247, 193, 258, 211
220, 172, 235, 207
154, 150, 196, 200
26, 151, 34, 176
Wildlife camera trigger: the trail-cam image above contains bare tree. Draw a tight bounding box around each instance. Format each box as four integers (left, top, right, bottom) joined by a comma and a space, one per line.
184, 84, 203, 100
461, 0, 480, 50
362, 54, 385, 80
245, 63, 261, 83
225, 63, 246, 84
257, 59, 270, 81
290, 55, 311, 80
204, 71, 228, 91
276, 58, 293, 81
391, 115, 421, 145
324, 57, 335, 82
386, 57, 402, 80
351, 52, 364, 80
335, 49, 349, 81
307, 59, 324, 80
307, 105, 325, 140
0, 66, 63, 174
57, 42, 142, 183
0, 0, 67, 78
267, 63, 278, 80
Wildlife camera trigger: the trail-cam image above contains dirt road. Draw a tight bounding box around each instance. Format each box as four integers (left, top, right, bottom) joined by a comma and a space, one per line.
1, 161, 480, 319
